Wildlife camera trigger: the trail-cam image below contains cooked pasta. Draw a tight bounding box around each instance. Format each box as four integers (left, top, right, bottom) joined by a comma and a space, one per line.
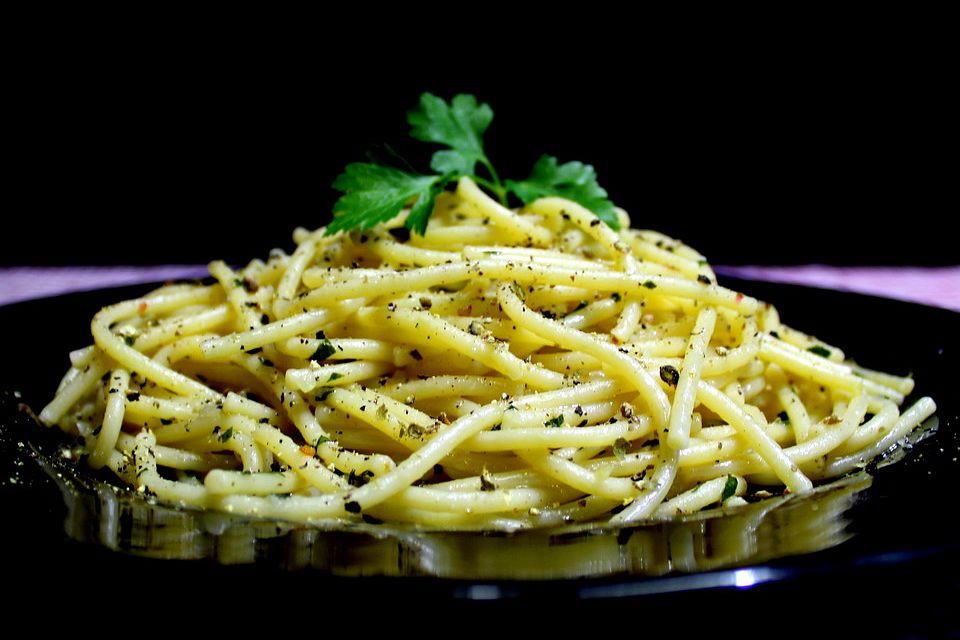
39, 178, 936, 530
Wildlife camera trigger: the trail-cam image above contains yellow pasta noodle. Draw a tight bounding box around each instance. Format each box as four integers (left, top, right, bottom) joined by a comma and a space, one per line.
38, 179, 936, 530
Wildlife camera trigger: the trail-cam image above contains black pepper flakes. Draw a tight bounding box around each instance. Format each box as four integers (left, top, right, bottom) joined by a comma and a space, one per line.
388, 227, 411, 243
479, 470, 497, 491
348, 470, 374, 487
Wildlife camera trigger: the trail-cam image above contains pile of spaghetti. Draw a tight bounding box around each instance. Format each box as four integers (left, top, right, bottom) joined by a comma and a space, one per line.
40, 179, 936, 530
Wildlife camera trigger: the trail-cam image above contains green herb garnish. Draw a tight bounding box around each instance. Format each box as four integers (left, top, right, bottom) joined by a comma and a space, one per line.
310, 339, 337, 362
721, 475, 739, 502
613, 437, 629, 460
326, 93, 617, 236
544, 414, 565, 428
328, 164, 444, 236
807, 345, 832, 358
409, 92, 495, 179
505, 155, 616, 226
659, 365, 680, 387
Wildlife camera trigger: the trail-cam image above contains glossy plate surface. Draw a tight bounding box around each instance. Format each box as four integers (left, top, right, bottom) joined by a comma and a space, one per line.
1, 278, 957, 613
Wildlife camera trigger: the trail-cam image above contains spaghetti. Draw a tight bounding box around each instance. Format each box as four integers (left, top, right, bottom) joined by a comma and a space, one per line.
39, 179, 936, 529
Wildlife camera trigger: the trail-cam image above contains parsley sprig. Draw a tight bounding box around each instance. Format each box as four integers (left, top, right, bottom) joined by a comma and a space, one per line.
326, 93, 618, 236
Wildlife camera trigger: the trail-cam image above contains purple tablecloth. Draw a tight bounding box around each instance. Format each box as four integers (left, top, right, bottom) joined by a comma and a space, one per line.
1, 265, 958, 312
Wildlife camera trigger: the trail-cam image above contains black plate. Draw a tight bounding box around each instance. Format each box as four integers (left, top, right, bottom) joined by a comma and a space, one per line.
1, 278, 958, 625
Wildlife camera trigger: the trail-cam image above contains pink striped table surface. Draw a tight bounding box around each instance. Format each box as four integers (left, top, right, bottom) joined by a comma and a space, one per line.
1, 265, 958, 313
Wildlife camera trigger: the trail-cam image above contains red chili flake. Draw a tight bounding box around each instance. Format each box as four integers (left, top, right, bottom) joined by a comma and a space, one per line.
735, 292, 744, 303
458, 304, 473, 316
137, 301, 149, 315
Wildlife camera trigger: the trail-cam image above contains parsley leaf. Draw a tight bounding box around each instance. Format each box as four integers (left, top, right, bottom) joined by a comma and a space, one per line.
544, 414, 565, 428
310, 339, 337, 362
327, 93, 616, 235
408, 93, 494, 176
403, 179, 446, 235
807, 345, 832, 358
327, 163, 442, 236
721, 475, 739, 502
506, 155, 618, 230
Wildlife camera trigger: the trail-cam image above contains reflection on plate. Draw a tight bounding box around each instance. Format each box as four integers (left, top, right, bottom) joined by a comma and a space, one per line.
1, 277, 958, 599
33, 435, 874, 578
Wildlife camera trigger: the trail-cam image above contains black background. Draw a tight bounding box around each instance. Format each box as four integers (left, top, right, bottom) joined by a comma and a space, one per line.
8, 30, 953, 267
